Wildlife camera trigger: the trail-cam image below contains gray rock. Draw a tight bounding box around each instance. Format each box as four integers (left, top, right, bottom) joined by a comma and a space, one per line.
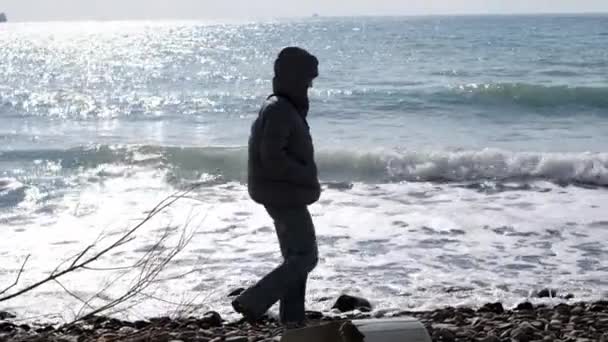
535, 288, 557, 298
0, 322, 16, 332
331, 294, 372, 313
554, 303, 571, 315
0, 311, 16, 320
177, 331, 198, 340
549, 319, 561, 330
478, 302, 504, 314
589, 303, 605, 312
433, 328, 455, 342
530, 320, 545, 330
226, 337, 248, 342
597, 317, 608, 328
510, 327, 533, 342
496, 322, 513, 330
479, 335, 500, 342
516, 302, 534, 311
518, 321, 538, 334
570, 306, 584, 315
133, 320, 150, 329
200, 311, 223, 327
118, 326, 137, 334
510, 321, 539, 342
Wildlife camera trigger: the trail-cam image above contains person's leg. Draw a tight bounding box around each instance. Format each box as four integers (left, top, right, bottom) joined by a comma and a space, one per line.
232, 206, 318, 322
280, 273, 308, 324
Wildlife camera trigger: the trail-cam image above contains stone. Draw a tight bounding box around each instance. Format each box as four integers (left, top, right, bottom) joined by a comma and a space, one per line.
0, 311, 16, 320
0, 322, 16, 332
535, 288, 557, 298
133, 320, 150, 329
511, 327, 533, 342
35, 325, 55, 333
194, 338, 212, 342
372, 309, 393, 319
176, 331, 198, 340
497, 323, 513, 330
530, 321, 545, 330
97, 333, 119, 342
433, 328, 456, 342
118, 326, 137, 334
228, 288, 245, 297
549, 319, 561, 329
200, 312, 223, 327
457, 307, 476, 317
431, 310, 453, 321
554, 304, 571, 315
597, 317, 608, 328
478, 302, 505, 314
517, 321, 537, 334
331, 294, 372, 313
479, 335, 500, 342
516, 302, 535, 311
570, 306, 584, 315
101, 318, 123, 330
150, 317, 172, 326
152, 332, 171, 342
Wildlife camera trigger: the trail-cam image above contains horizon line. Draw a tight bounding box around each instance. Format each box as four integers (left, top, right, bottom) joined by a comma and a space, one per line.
3, 10, 608, 23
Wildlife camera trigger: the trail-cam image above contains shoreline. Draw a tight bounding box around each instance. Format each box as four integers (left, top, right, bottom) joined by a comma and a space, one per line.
1, 300, 606, 341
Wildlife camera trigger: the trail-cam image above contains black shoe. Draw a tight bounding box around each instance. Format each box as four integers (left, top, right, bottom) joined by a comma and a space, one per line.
231, 299, 259, 324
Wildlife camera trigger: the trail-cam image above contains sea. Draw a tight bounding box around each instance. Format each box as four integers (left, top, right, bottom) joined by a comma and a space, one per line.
1, 15, 607, 322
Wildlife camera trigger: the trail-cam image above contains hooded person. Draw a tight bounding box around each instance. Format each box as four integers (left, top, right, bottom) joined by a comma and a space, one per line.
232, 47, 321, 327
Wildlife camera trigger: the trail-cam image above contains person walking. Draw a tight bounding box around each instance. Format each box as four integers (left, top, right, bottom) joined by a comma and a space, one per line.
232, 46, 321, 327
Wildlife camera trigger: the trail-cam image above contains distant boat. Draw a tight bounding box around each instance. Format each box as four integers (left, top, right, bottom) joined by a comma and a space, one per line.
0, 13, 7, 23
312, 13, 320, 18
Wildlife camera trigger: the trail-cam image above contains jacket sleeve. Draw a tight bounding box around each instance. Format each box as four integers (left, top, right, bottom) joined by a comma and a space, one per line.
259, 103, 314, 185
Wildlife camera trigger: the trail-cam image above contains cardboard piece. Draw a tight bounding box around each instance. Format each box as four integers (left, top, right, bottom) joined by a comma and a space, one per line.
280, 317, 431, 342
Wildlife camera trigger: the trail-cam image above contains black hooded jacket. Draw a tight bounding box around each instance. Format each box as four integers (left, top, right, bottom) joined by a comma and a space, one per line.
247, 47, 321, 207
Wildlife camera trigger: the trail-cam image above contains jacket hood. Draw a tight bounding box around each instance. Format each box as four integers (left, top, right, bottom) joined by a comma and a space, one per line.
272, 47, 319, 117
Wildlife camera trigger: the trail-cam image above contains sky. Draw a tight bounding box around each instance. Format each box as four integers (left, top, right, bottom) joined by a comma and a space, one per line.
2, 0, 608, 22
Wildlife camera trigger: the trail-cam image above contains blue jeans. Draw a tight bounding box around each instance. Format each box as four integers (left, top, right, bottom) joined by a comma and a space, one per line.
234, 206, 318, 324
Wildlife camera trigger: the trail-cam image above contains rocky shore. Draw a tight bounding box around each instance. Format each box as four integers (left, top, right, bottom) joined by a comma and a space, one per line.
1, 300, 607, 342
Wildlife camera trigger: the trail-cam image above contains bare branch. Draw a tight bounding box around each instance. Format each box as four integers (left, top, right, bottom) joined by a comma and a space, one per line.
0, 254, 31, 296
68, 243, 95, 269
0, 183, 202, 304
54, 279, 96, 311
73, 222, 196, 323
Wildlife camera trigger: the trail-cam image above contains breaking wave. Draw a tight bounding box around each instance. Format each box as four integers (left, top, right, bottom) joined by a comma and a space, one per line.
2, 145, 608, 186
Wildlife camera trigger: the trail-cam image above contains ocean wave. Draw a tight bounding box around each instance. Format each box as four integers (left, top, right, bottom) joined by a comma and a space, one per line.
445, 83, 608, 109
0, 178, 27, 209
3, 145, 608, 187
313, 83, 608, 111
